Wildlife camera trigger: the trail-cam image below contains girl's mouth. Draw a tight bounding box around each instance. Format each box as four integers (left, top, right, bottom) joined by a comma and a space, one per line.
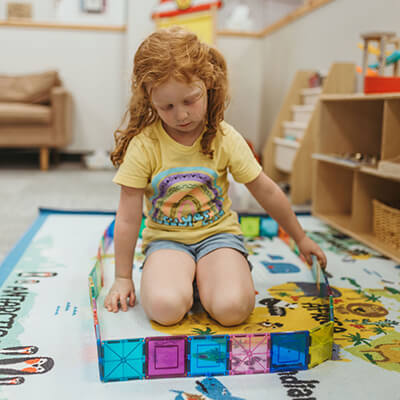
178, 122, 191, 127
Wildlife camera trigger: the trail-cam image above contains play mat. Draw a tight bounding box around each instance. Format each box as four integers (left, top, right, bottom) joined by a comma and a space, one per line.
0, 209, 399, 399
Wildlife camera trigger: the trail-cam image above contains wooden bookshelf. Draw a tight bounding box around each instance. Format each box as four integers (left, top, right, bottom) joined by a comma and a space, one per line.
262, 63, 356, 205
313, 94, 400, 263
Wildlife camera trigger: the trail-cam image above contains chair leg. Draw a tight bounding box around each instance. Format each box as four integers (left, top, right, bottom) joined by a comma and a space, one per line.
40, 147, 49, 171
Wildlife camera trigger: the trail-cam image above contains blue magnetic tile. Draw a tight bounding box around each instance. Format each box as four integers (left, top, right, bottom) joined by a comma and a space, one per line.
103, 339, 145, 381
270, 331, 309, 372
188, 336, 229, 377
260, 218, 278, 237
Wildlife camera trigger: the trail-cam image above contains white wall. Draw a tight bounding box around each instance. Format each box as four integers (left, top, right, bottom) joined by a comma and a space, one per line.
0, 0, 156, 153
3, 0, 398, 155
260, 0, 400, 152
0, 26, 125, 152
0, 0, 127, 24
217, 36, 265, 150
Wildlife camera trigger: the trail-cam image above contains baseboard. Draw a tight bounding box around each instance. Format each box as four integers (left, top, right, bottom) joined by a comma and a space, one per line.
0, 148, 84, 166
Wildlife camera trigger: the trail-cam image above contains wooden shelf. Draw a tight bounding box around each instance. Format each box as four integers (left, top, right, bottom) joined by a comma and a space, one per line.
313, 212, 400, 263
321, 92, 400, 101
312, 153, 361, 169
360, 166, 400, 182
0, 20, 126, 32
313, 94, 400, 263
262, 63, 356, 205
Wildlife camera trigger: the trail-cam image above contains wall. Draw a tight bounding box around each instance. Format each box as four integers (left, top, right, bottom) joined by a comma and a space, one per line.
0, 0, 126, 24
217, 36, 265, 150
0, 0, 155, 153
0, 26, 125, 152
260, 0, 400, 152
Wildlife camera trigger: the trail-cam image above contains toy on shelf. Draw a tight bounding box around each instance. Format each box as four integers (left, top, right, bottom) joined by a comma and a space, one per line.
88, 216, 334, 383
360, 31, 400, 94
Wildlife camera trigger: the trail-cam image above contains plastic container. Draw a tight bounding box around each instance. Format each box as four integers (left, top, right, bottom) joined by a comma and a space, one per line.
291, 105, 314, 124
301, 87, 322, 106
364, 76, 400, 94
274, 137, 299, 173
282, 121, 307, 141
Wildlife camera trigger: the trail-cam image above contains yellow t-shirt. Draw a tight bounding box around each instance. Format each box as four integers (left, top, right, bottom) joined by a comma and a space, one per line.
113, 120, 262, 251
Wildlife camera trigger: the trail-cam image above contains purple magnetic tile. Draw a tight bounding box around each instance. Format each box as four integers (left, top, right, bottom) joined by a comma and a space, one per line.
146, 336, 187, 378
230, 334, 270, 375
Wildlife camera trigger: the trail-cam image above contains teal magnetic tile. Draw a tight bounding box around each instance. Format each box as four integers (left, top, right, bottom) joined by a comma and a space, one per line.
188, 335, 229, 377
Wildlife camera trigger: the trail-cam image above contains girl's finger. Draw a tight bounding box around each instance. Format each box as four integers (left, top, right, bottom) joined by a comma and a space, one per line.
111, 293, 120, 312
129, 292, 136, 307
119, 295, 128, 311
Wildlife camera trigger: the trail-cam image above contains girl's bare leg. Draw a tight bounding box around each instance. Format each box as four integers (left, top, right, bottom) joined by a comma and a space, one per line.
196, 248, 255, 326
140, 249, 196, 326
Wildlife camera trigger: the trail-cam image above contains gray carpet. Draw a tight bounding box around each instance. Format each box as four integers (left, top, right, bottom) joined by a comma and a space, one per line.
0, 160, 309, 263
0, 162, 119, 262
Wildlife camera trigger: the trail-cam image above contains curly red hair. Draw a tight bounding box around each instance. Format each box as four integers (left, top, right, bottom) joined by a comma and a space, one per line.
111, 26, 229, 167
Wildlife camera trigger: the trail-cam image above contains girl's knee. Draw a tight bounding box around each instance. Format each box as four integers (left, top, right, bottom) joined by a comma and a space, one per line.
142, 289, 193, 326
208, 292, 255, 327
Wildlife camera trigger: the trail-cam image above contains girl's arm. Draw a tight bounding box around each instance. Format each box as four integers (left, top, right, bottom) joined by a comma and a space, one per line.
245, 171, 327, 268
104, 185, 144, 312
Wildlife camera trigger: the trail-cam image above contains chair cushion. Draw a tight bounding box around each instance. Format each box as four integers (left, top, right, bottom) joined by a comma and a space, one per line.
0, 70, 60, 104
0, 103, 51, 125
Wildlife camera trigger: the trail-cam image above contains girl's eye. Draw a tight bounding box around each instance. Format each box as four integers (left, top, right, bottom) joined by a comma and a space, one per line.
162, 104, 173, 111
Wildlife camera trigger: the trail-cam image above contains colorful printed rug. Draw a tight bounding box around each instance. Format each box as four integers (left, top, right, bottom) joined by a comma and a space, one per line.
0, 209, 399, 399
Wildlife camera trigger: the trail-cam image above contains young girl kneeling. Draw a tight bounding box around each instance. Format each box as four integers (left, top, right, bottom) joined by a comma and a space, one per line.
104, 27, 326, 327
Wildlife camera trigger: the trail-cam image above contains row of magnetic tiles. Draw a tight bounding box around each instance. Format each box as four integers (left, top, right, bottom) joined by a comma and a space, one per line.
97, 322, 334, 383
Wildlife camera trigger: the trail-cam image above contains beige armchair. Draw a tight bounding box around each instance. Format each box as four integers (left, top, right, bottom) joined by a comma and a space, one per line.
0, 70, 72, 170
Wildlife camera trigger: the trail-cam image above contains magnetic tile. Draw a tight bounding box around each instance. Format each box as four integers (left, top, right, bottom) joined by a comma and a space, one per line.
240, 216, 260, 237
270, 331, 309, 372
230, 334, 270, 375
188, 335, 229, 377
103, 339, 145, 381
146, 336, 187, 378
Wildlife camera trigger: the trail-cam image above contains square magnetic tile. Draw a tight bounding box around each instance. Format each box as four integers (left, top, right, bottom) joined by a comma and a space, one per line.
260, 218, 278, 237
188, 335, 229, 377
240, 216, 260, 237
146, 336, 187, 378
230, 334, 270, 375
270, 331, 309, 372
102, 339, 145, 382
309, 322, 334, 368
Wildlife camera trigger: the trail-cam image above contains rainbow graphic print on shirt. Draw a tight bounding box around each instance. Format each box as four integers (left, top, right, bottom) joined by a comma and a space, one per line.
149, 167, 225, 228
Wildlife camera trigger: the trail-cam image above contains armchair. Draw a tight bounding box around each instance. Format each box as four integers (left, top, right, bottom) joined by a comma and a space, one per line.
0, 70, 72, 170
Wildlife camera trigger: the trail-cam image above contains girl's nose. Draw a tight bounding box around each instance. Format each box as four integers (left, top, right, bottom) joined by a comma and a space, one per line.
175, 106, 188, 122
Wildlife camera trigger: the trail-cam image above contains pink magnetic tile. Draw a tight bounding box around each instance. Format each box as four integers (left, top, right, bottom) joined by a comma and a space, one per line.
230, 334, 270, 375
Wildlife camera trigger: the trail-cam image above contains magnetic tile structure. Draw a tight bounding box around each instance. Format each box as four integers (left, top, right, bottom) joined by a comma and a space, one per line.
88, 215, 335, 383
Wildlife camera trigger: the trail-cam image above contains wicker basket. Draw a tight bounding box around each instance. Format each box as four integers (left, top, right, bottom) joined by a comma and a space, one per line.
373, 199, 400, 249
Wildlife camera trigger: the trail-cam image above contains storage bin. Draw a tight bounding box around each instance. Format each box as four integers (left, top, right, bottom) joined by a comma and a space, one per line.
301, 87, 322, 106
274, 137, 299, 173
373, 199, 400, 250
291, 105, 314, 123
282, 120, 307, 140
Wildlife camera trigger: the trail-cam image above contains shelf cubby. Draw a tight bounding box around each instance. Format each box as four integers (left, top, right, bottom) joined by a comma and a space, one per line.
313, 161, 354, 229
319, 99, 383, 157
313, 93, 400, 263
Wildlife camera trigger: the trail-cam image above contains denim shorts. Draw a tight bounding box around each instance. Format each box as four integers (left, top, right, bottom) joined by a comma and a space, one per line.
144, 232, 251, 269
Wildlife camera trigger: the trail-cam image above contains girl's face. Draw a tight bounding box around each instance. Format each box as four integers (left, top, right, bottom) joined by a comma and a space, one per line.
150, 77, 207, 142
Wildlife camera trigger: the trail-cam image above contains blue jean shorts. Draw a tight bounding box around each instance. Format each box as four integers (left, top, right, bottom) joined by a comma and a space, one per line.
143, 233, 252, 302
144, 233, 251, 268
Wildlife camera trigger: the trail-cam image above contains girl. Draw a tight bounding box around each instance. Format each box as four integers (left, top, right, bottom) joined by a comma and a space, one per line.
104, 27, 326, 327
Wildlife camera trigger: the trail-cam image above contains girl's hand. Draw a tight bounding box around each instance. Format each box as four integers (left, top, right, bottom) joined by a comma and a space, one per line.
104, 278, 136, 312
297, 235, 327, 269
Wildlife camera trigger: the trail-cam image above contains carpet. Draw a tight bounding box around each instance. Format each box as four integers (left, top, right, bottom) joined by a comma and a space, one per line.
0, 209, 399, 399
